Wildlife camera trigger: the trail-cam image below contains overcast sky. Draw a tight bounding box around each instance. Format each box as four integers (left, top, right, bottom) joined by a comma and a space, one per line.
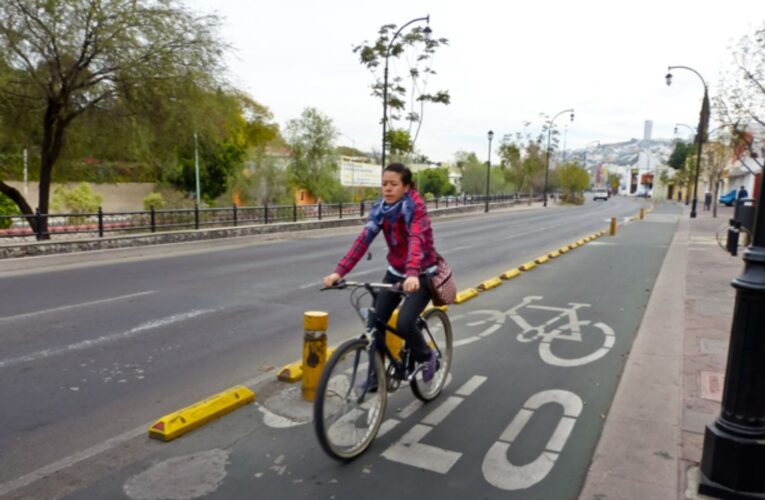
185, 0, 765, 162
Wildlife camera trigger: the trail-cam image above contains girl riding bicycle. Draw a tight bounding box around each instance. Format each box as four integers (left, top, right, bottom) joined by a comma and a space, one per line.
323, 163, 439, 382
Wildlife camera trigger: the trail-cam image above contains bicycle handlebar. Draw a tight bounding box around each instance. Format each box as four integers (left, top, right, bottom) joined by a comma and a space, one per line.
320, 279, 404, 294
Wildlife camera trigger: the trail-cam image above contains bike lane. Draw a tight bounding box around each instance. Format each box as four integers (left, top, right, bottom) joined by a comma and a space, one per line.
60, 205, 681, 500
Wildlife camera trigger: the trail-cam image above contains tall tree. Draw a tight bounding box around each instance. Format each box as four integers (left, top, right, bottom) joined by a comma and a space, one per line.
557, 162, 590, 204
704, 138, 733, 218
498, 126, 547, 203
285, 107, 344, 202
353, 22, 450, 155
0, 0, 226, 237
716, 20, 765, 169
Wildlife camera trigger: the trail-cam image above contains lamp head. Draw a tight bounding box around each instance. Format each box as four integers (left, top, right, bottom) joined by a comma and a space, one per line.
488, 130, 494, 141
570, 111, 575, 122
665, 72, 673, 86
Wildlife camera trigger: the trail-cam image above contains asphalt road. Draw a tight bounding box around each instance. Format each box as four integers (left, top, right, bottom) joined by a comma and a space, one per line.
0, 196, 659, 498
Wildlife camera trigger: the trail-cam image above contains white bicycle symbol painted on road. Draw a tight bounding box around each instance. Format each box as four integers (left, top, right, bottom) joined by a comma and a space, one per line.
454, 295, 615, 367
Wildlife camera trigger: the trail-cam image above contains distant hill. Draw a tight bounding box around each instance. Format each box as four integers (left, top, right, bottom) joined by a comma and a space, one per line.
568, 138, 676, 171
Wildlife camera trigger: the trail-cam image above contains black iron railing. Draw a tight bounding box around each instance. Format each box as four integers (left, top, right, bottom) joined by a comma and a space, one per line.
0, 193, 538, 241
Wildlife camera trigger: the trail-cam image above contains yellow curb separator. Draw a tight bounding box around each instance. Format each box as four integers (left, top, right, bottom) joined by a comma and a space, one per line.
576, 239, 587, 245
569, 242, 580, 249
500, 268, 521, 280
548, 250, 560, 259
519, 261, 537, 271
278, 346, 336, 383
535, 255, 550, 265
455, 288, 479, 304
477, 277, 503, 291
277, 360, 303, 382
149, 386, 255, 441
559, 246, 570, 254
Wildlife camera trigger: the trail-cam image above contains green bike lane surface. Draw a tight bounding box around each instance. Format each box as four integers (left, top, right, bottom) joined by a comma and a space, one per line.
46, 204, 681, 500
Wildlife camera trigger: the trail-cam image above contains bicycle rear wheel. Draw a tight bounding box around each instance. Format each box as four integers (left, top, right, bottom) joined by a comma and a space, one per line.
411, 308, 452, 402
313, 338, 387, 460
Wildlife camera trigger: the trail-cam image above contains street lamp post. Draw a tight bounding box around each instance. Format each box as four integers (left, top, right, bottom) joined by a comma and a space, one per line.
544, 109, 575, 207
381, 15, 431, 168
485, 130, 494, 213
698, 173, 765, 498
666, 65, 709, 218
194, 131, 201, 207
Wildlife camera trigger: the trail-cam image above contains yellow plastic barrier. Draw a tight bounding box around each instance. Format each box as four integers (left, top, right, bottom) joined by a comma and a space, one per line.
501, 268, 521, 280
455, 288, 479, 304
535, 255, 550, 265
477, 277, 503, 291
149, 386, 255, 441
519, 261, 537, 271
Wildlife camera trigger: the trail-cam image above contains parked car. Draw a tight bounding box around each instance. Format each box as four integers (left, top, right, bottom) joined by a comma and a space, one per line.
592, 188, 609, 201
719, 189, 737, 207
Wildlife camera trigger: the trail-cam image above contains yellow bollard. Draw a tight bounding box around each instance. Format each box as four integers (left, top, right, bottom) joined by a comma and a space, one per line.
640, 208, 645, 220
302, 311, 329, 401
609, 217, 617, 236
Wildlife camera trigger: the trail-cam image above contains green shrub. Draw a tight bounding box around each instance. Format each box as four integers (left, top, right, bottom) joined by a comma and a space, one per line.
142, 192, 166, 210
0, 193, 21, 229
51, 183, 103, 224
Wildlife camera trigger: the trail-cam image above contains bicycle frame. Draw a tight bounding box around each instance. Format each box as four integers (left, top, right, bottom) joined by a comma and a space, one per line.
322, 280, 442, 400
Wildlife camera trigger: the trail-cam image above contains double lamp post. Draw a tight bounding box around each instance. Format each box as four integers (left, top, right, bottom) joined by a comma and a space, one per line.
665, 65, 709, 218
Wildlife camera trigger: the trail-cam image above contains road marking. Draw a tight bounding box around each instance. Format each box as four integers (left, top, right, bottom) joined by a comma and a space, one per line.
0, 309, 215, 369
0, 291, 156, 322
397, 399, 423, 419
421, 396, 463, 426
383, 375, 485, 474
382, 424, 462, 474
482, 389, 582, 490
455, 375, 487, 397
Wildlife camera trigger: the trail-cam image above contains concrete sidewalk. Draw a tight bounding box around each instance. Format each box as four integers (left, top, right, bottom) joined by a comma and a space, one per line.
580, 203, 743, 500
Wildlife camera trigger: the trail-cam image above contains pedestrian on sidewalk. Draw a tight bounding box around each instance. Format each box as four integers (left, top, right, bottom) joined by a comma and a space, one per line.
704, 189, 712, 211
737, 185, 749, 201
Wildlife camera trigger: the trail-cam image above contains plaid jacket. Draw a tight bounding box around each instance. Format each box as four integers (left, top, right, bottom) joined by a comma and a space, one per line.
335, 190, 437, 278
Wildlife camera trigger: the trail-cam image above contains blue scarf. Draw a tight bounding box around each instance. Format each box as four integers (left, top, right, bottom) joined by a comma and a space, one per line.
368, 193, 414, 246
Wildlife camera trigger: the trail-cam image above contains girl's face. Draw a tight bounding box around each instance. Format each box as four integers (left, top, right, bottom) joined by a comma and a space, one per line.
382, 170, 410, 204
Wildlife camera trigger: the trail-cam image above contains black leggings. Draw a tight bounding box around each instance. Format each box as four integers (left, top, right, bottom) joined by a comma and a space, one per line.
374, 271, 433, 363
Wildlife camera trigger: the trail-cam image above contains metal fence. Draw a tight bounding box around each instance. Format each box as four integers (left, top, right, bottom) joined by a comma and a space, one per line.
0, 193, 537, 241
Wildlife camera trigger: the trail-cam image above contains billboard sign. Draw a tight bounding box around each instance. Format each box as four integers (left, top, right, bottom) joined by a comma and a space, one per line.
340, 161, 382, 187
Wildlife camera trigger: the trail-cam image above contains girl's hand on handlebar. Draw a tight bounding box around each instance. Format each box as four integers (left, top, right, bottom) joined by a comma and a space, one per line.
323, 272, 342, 288
403, 276, 420, 293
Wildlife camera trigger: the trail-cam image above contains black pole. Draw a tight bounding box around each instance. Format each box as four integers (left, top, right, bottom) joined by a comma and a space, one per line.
150, 206, 156, 233
232, 203, 238, 226
544, 125, 552, 208
699, 186, 765, 497
97, 206, 104, 238
690, 90, 708, 219
194, 204, 199, 230
485, 130, 493, 213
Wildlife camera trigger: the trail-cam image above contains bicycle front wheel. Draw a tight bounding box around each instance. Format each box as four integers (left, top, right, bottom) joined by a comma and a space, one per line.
313, 338, 387, 460
411, 308, 453, 402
